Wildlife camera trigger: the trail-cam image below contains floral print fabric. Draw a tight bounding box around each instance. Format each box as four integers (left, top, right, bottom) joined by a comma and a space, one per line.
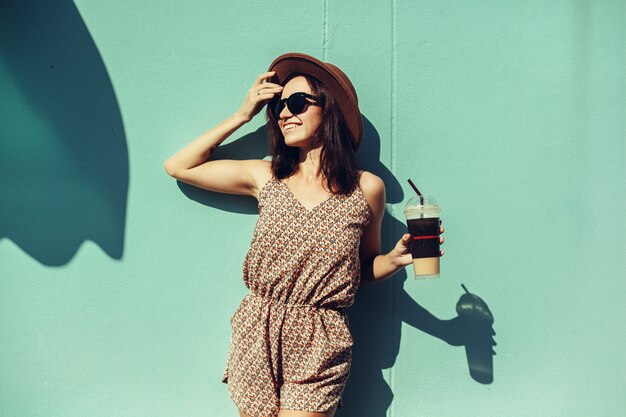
222, 173, 372, 417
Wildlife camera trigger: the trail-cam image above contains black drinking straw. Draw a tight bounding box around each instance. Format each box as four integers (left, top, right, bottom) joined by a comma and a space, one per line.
407, 179, 424, 205
461, 283, 470, 294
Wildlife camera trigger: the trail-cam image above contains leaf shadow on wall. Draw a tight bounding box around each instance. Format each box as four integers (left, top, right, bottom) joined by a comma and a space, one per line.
340, 116, 496, 417
0, 0, 128, 265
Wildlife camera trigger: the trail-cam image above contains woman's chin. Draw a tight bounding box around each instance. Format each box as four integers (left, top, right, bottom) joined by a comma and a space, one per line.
284, 135, 311, 147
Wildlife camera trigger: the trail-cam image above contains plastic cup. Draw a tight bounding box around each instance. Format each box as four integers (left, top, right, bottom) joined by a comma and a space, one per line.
404, 195, 441, 279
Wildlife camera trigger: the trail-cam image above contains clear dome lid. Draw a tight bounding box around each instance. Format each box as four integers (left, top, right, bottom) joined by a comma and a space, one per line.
406, 194, 439, 209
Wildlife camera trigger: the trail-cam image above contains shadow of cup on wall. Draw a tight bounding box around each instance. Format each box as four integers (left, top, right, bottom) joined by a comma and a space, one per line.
402, 283, 496, 385
398, 283, 497, 385
453, 284, 496, 384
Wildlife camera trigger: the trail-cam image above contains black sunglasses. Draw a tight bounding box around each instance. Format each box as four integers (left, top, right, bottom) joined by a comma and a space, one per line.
270, 92, 323, 120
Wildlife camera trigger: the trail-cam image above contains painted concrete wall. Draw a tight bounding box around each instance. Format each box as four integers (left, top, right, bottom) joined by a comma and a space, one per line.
1, 1, 624, 416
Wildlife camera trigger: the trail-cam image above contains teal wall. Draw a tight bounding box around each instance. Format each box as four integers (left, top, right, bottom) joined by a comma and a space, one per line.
1, 1, 624, 416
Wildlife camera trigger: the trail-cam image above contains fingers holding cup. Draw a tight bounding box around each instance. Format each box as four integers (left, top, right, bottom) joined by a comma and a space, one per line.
439, 226, 444, 255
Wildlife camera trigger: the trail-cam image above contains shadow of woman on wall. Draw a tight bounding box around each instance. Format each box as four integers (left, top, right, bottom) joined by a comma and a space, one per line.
339, 117, 496, 417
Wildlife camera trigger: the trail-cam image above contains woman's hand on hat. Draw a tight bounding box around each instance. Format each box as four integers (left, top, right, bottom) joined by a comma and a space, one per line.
236, 71, 283, 123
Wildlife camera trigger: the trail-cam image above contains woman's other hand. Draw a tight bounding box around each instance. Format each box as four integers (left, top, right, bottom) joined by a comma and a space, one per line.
236, 71, 283, 122
389, 225, 445, 268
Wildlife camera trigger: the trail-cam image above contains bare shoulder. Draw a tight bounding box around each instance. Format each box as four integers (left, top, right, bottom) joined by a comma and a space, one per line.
359, 170, 385, 199
358, 170, 386, 216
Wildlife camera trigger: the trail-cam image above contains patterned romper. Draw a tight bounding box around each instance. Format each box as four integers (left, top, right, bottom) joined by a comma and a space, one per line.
221, 172, 372, 417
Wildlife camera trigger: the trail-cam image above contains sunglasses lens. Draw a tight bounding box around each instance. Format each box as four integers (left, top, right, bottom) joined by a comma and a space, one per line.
287, 94, 306, 114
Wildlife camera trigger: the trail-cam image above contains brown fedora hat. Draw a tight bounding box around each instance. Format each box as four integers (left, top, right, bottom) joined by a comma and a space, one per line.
267, 52, 363, 149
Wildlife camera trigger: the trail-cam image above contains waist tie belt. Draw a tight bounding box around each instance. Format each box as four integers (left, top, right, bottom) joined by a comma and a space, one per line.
246, 291, 344, 313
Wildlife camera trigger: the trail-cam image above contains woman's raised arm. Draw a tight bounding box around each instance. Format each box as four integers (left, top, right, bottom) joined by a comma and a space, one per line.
163, 71, 282, 197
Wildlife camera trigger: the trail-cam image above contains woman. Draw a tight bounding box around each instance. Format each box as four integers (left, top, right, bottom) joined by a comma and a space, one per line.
164, 53, 445, 417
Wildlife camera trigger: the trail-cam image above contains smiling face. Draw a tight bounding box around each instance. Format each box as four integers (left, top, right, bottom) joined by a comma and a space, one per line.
278, 76, 323, 148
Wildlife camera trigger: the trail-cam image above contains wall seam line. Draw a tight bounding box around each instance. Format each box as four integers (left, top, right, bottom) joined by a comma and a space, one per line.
390, 0, 397, 417
322, 0, 328, 61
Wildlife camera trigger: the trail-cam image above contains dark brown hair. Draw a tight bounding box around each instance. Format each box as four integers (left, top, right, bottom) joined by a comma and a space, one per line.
264, 72, 360, 195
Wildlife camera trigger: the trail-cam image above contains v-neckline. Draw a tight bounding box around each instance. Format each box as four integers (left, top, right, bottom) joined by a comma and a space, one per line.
276, 178, 337, 213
